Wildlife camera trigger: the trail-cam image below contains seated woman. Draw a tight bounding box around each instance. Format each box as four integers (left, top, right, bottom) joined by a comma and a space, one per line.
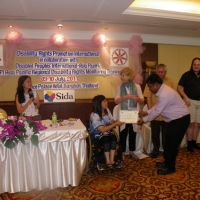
89, 95, 124, 168
15, 75, 41, 120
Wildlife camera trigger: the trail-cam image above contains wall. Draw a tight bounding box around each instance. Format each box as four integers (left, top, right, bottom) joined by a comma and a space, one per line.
159, 44, 200, 87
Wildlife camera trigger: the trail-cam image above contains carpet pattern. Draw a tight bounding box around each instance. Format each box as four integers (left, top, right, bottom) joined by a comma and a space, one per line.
1, 148, 200, 200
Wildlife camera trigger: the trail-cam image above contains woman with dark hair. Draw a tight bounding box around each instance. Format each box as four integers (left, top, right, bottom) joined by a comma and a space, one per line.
15, 75, 41, 119
89, 95, 124, 168
177, 57, 200, 152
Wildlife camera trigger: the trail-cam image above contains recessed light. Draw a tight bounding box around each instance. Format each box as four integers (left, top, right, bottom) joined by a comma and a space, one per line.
9, 25, 13, 28
58, 24, 63, 28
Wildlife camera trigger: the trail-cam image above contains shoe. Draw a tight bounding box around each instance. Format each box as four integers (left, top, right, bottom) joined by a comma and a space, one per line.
187, 146, 194, 152
192, 141, 200, 150
106, 164, 113, 169
187, 141, 194, 152
112, 163, 121, 169
150, 152, 158, 158
157, 168, 176, 175
156, 162, 166, 169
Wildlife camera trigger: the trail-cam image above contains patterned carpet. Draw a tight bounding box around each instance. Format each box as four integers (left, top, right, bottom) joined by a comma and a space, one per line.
1, 147, 200, 200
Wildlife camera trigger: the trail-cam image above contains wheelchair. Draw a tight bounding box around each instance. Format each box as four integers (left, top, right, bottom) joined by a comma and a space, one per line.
86, 127, 123, 172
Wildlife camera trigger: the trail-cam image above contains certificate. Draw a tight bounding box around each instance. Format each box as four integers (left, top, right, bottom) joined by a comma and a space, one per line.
119, 110, 138, 124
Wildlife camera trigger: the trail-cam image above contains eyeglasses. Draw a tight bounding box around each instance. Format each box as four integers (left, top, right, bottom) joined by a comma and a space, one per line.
193, 64, 200, 66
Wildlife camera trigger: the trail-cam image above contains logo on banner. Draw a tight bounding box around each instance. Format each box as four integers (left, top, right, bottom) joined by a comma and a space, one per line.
110, 48, 129, 67
44, 90, 75, 103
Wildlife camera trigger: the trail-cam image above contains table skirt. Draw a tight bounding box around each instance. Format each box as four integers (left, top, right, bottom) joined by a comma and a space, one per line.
0, 139, 88, 194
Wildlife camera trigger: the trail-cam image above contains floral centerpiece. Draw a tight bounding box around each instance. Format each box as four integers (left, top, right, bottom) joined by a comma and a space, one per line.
0, 116, 47, 149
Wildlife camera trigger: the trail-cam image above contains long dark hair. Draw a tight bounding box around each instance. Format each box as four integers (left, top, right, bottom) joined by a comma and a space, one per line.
16, 75, 32, 104
189, 57, 200, 72
92, 95, 108, 119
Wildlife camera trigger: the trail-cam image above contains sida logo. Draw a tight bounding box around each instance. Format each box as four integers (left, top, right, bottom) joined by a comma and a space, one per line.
44, 91, 56, 102
44, 90, 75, 103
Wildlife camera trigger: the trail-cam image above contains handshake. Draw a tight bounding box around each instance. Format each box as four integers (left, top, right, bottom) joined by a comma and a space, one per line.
137, 111, 148, 125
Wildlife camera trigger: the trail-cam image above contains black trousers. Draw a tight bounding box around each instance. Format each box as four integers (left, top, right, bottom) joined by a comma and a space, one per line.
164, 114, 190, 170
151, 120, 168, 153
120, 124, 136, 152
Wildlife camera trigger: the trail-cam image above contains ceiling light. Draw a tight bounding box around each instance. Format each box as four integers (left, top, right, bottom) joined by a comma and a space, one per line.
58, 24, 63, 28
9, 25, 13, 28
105, 28, 108, 30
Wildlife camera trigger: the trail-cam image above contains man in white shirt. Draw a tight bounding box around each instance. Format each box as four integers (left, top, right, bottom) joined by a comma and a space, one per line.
138, 74, 190, 175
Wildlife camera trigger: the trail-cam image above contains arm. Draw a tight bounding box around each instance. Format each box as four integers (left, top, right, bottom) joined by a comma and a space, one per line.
15, 95, 33, 114
143, 84, 152, 109
177, 85, 190, 106
115, 84, 142, 104
146, 97, 152, 109
115, 86, 125, 104
97, 120, 124, 134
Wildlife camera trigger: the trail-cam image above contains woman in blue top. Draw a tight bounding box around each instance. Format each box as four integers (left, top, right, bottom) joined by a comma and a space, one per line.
90, 95, 124, 168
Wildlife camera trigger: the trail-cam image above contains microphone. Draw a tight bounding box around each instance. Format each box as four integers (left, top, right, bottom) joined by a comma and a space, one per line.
29, 91, 37, 106
29, 91, 34, 99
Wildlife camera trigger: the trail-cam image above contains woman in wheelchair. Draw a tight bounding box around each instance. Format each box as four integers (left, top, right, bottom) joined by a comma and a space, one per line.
89, 95, 124, 169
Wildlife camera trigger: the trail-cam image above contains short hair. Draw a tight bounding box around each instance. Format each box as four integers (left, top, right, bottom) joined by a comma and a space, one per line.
146, 73, 163, 85
156, 63, 167, 71
120, 67, 135, 81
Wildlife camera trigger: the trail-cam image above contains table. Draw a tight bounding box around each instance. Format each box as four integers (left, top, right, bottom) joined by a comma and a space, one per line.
0, 119, 88, 194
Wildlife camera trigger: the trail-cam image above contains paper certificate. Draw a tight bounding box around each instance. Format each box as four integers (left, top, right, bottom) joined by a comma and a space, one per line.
119, 110, 138, 124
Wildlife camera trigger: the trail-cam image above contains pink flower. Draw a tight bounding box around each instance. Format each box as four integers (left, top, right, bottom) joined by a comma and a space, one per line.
18, 116, 27, 121
7, 116, 17, 121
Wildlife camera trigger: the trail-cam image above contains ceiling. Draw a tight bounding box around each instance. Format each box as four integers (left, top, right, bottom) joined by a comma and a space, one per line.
1, 0, 200, 39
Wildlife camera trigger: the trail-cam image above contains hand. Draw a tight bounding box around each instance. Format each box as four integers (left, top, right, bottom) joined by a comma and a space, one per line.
138, 111, 148, 118
184, 97, 191, 107
115, 120, 125, 126
137, 118, 144, 125
33, 99, 37, 106
28, 98, 34, 105
132, 95, 140, 102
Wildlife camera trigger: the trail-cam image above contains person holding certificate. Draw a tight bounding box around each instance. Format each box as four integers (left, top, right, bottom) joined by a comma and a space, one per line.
115, 67, 144, 161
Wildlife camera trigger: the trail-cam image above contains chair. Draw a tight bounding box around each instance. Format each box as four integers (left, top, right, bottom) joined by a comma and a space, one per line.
112, 105, 144, 155
87, 120, 123, 172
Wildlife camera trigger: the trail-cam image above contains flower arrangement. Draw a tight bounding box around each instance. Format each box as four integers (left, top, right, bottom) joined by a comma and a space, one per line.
0, 116, 47, 149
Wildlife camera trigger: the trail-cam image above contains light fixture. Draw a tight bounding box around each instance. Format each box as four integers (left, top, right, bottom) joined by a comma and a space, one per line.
92, 33, 106, 46
9, 25, 13, 28
105, 28, 108, 30
50, 33, 66, 46
145, 61, 156, 75
58, 24, 63, 28
6, 31, 22, 44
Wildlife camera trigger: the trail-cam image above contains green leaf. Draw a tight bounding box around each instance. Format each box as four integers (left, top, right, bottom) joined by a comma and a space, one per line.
4, 139, 17, 149
30, 134, 39, 147
17, 135, 26, 144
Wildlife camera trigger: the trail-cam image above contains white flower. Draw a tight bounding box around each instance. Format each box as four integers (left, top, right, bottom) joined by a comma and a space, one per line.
0, 126, 3, 134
